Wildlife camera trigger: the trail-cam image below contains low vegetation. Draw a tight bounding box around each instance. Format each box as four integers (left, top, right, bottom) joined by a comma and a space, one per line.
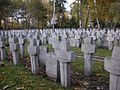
0, 45, 110, 89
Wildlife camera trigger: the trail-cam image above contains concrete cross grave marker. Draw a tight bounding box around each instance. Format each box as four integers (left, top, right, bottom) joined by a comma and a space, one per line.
114, 31, 120, 46
56, 41, 76, 87
46, 52, 59, 81
91, 31, 97, 45
81, 37, 96, 76
0, 37, 6, 60
75, 33, 81, 47
107, 31, 114, 50
28, 39, 39, 74
18, 35, 25, 57
96, 30, 103, 47
10, 38, 19, 65
38, 46, 48, 65
104, 46, 120, 90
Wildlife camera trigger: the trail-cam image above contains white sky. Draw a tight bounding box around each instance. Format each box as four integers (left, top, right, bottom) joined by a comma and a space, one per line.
65, 0, 76, 11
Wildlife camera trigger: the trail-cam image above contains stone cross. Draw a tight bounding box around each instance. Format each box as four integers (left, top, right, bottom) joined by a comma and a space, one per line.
91, 31, 97, 45
46, 52, 59, 81
39, 46, 48, 65
107, 31, 114, 50
10, 38, 19, 65
96, 30, 103, 47
18, 35, 25, 57
56, 41, 75, 87
52, 40, 60, 53
81, 37, 96, 76
69, 38, 76, 47
0, 37, 6, 60
42, 32, 47, 44
34, 32, 41, 46
75, 33, 81, 47
61, 31, 67, 41
114, 31, 120, 46
9, 37, 13, 53
28, 39, 39, 74
104, 46, 120, 90
45, 41, 61, 81
48, 37, 53, 44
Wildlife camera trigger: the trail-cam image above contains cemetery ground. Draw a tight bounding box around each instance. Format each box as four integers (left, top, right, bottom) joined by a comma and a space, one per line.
0, 45, 111, 90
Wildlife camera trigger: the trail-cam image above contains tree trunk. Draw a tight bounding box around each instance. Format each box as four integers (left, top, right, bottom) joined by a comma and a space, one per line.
3, 18, 6, 30
93, 0, 100, 28
79, 0, 83, 29
37, 19, 39, 30
0, 18, 2, 29
85, 6, 90, 29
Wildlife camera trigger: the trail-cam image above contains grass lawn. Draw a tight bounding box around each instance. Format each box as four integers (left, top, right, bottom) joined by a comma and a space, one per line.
0, 44, 110, 89
44, 44, 112, 57
70, 46, 110, 82
72, 59, 109, 81
70, 46, 112, 57
0, 58, 109, 90
0, 62, 66, 90
71, 59, 109, 90
41, 43, 112, 58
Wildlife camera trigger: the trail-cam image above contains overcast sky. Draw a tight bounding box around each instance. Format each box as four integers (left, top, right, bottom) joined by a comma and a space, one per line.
65, 0, 75, 11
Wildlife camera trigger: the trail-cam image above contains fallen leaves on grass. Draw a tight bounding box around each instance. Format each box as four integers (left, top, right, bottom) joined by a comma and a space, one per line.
16, 87, 25, 90
3, 85, 10, 90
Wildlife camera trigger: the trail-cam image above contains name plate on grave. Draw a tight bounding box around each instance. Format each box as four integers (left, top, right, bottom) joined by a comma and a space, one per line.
105, 57, 120, 75
9, 38, 17, 43
19, 39, 24, 44
52, 41, 60, 50
105, 46, 120, 75
107, 37, 114, 42
28, 46, 39, 55
57, 51, 75, 62
81, 44, 95, 53
46, 53, 58, 79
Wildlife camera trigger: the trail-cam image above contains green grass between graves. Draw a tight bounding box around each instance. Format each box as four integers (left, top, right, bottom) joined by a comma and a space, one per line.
70, 46, 110, 81
70, 46, 112, 57
45, 44, 112, 57
0, 44, 110, 89
0, 62, 67, 90
71, 59, 109, 81
0, 59, 109, 90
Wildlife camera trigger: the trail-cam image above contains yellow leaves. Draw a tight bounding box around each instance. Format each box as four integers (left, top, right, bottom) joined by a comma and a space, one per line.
2, 84, 14, 90
3, 85, 10, 90
0, 75, 5, 80
16, 87, 25, 90
40, 83, 45, 86
86, 0, 117, 23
